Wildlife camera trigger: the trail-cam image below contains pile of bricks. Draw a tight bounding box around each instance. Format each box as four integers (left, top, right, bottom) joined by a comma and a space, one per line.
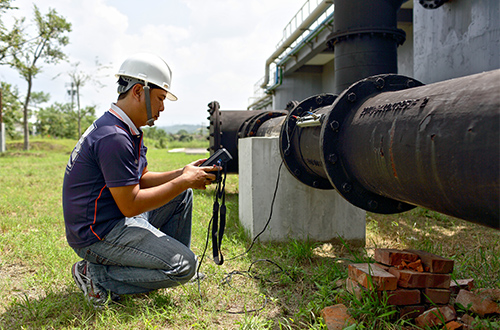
347, 248, 459, 327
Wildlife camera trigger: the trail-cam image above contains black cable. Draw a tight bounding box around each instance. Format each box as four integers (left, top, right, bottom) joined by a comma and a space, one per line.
225, 160, 284, 262
196, 117, 298, 309
227, 116, 297, 261
219, 259, 290, 314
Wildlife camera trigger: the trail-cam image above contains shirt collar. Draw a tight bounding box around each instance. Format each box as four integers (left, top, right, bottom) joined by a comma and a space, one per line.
108, 103, 141, 136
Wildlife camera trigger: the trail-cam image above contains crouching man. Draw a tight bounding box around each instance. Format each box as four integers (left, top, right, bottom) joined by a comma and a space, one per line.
62, 53, 217, 307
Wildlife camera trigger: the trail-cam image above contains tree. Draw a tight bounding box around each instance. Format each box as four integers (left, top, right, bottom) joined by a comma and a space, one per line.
0, 0, 22, 65
0, 82, 22, 139
67, 62, 90, 138
10, 5, 71, 150
36, 102, 95, 139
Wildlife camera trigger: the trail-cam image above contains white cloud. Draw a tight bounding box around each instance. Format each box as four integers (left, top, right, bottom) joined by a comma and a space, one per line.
1, 0, 307, 126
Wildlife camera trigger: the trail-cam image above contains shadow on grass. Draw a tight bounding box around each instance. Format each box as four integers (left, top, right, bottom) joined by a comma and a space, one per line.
0, 290, 85, 329
0, 287, 184, 329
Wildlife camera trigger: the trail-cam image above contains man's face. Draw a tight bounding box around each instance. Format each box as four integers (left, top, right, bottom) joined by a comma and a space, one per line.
140, 87, 167, 125
150, 88, 168, 121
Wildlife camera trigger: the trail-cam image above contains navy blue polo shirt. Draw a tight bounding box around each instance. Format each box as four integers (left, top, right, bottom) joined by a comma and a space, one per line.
62, 105, 147, 248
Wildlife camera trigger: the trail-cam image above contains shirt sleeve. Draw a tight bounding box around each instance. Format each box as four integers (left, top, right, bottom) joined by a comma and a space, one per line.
94, 131, 140, 188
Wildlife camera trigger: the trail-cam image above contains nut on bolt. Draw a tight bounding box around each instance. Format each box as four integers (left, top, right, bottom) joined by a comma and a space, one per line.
406, 79, 416, 88
368, 200, 378, 210
328, 153, 338, 164
330, 120, 340, 131
342, 183, 352, 192
375, 78, 385, 89
347, 92, 357, 102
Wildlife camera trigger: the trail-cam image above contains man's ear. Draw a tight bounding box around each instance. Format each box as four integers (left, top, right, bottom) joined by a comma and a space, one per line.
131, 84, 143, 101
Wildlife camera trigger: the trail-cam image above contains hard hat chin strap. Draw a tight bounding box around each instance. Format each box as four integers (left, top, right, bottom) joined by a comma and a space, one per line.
143, 85, 155, 127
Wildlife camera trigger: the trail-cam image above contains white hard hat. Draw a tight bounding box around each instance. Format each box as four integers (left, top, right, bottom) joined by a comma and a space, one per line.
116, 53, 178, 101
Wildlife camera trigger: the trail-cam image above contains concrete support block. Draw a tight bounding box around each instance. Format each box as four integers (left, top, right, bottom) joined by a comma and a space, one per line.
0, 123, 5, 152
238, 136, 365, 245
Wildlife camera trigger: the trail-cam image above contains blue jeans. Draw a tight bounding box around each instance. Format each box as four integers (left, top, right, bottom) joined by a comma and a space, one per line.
73, 189, 196, 295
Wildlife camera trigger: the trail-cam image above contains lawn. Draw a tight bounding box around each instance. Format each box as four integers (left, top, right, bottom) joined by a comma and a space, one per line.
0, 138, 498, 329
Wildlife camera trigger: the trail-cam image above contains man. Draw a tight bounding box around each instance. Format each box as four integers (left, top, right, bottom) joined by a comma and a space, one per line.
62, 53, 217, 307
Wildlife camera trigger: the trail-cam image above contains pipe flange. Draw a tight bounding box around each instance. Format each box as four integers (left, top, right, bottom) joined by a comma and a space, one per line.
327, 27, 407, 50
280, 94, 337, 190
207, 101, 221, 153
419, 0, 448, 9
239, 111, 287, 138
320, 74, 424, 213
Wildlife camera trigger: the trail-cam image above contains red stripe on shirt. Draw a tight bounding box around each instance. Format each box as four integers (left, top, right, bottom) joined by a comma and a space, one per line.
90, 185, 107, 241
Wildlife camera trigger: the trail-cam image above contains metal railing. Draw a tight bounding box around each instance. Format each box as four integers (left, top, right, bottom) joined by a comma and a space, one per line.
249, 0, 334, 108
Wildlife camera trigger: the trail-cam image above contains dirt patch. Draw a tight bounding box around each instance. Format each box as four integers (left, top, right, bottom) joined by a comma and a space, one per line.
0, 262, 42, 313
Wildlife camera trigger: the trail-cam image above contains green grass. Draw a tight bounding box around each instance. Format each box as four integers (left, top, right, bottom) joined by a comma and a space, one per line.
0, 138, 499, 329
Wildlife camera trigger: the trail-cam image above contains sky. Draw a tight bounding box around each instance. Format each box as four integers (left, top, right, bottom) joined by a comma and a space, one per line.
0, 0, 308, 127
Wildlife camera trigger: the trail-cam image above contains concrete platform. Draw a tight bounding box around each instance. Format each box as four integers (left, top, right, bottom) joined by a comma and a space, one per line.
238, 136, 366, 245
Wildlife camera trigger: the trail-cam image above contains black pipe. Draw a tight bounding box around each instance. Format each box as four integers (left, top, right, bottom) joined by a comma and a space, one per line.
206, 102, 287, 173
327, 0, 406, 93
278, 70, 499, 228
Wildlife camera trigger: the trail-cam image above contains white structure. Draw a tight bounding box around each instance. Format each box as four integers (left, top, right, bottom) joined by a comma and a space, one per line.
238, 137, 366, 245
0, 123, 5, 152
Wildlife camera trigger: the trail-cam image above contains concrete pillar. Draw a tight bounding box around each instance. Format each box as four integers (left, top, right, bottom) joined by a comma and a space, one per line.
0, 123, 5, 152
238, 136, 366, 245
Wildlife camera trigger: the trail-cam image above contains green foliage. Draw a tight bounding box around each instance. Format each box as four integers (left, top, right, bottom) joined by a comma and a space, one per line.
7, 4, 71, 149
0, 0, 20, 64
143, 126, 169, 149
0, 82, 23, 139
143, 127, 209, 149
35, 102, 96, 139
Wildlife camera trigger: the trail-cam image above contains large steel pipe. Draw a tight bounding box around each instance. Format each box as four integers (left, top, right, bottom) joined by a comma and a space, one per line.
279, 70, 499, 228
328, 0, 406, 93
206, 102, 287, 173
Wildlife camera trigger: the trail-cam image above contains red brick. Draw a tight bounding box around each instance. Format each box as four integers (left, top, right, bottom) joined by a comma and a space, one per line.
404, 249, 454, 274
388, 268, 451, 289
348, 263, 397, 291
450, 278, 474, 294
321, 304, 356, 330
455, 289, 500, 317
399, 305, 426, 319
444, 320, 464, 330
424, 288, 451, 304
379, 288, 421, 306
415, 305, 457, 328
459, 314, 475, 327
475, 288, 500, 302
374, 248, 419, 266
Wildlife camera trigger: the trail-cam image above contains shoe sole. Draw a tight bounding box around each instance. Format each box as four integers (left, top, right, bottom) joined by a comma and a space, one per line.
72, 262, 89, 296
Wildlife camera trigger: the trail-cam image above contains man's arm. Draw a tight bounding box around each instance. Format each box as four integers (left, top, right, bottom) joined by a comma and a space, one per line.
139, 168, 183, 188
109, 163, 218, 217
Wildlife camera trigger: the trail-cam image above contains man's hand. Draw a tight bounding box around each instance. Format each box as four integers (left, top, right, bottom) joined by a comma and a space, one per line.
181, 159, 220, 190
109, 159, 221, 217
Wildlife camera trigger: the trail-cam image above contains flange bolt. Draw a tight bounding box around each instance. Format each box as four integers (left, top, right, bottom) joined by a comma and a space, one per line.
347, 93, 357, 102
328, 154, 338, 164
342, 183, 352, 192
368, 200, 378, 210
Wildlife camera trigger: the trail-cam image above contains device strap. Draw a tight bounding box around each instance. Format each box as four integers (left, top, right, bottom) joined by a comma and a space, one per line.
212, 164, 227, 265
